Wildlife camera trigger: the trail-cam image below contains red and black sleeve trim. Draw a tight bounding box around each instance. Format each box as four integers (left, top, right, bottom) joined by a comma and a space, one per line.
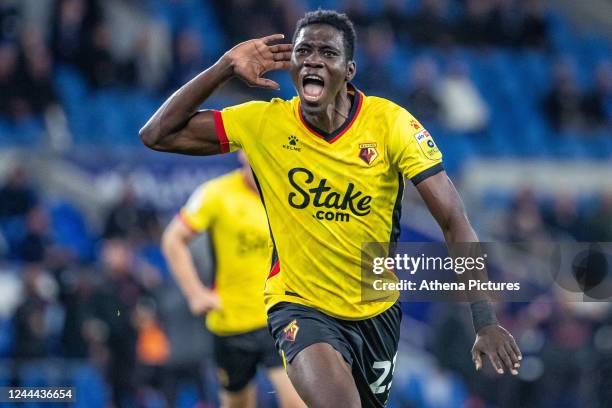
212, 110, 230, 154
177, 212, 199, 234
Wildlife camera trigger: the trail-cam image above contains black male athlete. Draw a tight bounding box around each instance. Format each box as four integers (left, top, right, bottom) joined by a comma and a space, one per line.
140, 10, 521, 408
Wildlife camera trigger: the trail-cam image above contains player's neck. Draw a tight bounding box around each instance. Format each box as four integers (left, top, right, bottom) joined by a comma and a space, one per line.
302, 83, 352, 134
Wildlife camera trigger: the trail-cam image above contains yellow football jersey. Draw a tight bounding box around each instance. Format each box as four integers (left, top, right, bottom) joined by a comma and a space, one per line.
179, 170, 271, 335
214, 84, 443, 320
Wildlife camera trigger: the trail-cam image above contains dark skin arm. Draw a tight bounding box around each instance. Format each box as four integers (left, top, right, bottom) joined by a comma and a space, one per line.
139, 34, 292, 154
416, 171, 522, 375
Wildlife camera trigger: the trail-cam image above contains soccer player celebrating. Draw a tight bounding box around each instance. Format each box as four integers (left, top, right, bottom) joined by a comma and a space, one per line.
143, 10, 521, 408
161, 152, 304, 408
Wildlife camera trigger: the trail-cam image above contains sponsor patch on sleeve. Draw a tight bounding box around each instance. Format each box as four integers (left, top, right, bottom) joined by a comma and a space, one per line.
414, 129, 441, 161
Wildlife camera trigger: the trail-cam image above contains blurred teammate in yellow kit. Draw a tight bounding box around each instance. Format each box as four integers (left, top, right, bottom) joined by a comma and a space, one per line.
162, 151, 304, 408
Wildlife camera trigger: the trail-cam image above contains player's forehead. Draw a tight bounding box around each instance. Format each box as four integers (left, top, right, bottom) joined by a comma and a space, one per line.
294, 24, 344, 51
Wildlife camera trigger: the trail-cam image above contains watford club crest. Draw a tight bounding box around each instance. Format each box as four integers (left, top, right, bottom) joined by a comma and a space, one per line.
359, 142, 378, 165
283, 319, 300, 342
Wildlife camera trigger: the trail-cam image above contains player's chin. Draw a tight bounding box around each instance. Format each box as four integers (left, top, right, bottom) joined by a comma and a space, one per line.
298, 90, 327, 110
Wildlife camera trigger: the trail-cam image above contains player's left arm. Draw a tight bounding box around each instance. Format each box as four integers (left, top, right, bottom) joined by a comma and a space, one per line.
416, 172, 522, 375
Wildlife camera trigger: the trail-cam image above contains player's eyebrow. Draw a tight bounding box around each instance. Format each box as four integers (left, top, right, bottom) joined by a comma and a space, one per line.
295, 40, 340, 53
320, 45, 340, 53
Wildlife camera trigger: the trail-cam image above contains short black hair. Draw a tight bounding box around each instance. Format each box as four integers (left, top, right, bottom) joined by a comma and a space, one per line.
292, 9, 357, 61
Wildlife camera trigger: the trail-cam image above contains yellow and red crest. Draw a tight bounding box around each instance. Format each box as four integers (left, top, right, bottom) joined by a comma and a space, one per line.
283, 319, 300, 342
359, 142, 378, 165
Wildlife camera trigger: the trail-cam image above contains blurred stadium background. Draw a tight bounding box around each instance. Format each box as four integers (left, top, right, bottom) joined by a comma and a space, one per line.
0, 0, 611, 407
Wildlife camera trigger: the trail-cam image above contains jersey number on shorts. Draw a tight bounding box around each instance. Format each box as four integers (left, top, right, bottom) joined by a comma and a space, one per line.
369, 354, 397, 394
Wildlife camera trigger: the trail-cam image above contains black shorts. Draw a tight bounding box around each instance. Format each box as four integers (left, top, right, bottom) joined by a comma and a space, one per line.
213, 327, 283, 392
267, 302, 402, 408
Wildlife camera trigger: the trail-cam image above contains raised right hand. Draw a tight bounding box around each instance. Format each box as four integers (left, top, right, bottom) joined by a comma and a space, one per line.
224, 33, 292, 89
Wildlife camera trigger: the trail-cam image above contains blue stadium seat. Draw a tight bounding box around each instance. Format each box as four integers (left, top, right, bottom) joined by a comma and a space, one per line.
0, 318, 13, 358
516, 51, 550, 99
0, 118, 13, 145
0, 216, 27, 257
49, 201, 93, 261
72, 364, 107, 408
482, 190, 515, 211
549, 11, 580, 55
10, 118, 45, 146
307, 0, 342, 11
18, 363, 49, 388
553, 132, 592, 158
139, 244, 170, 280
584, 134, 612, 158
54, 65, 88, 110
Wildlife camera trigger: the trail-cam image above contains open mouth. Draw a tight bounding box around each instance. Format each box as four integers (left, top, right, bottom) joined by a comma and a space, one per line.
302, 74, 325, 102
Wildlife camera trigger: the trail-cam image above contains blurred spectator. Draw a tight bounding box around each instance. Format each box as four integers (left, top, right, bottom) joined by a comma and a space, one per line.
167, 29, 206, 90
214, 0, 286, 43
538, 308, 596, 407
134, 20, 172, 93
59, 268, 104, 360
582, 61, 612, 129
213, 0, 253, 43
495, 0, 523, 47
518, 0, 549, 49
358, 24, 398, 96
542, 193, 582, 240
103, 183, 160, 243
505, 188, 548, 241
343, 0, 371, 33
156, 283, 211, 407
406, 0, 454, 47
17, 206, 51, 263
438, 59, 489, 132
543, 59, 584, 131
457, 0, 500, 47
93, 239, 146, 408
378, 0, 409, 42
0, 166, 37, 219
268, 0, 302, 37
0, 43, 23, 120
584, 193, 612, 242
0, 0, 20, 42
19, 33, 60, 116
12, 264, 57, 360
50, 0, 100, 69
429, 304, 475, 383
133, 299, 169, 404
82, 21, 135, 88
405, 56, 441, 123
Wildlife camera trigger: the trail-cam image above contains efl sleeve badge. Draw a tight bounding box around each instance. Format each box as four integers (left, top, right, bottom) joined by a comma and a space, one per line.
414, 129, 441, 161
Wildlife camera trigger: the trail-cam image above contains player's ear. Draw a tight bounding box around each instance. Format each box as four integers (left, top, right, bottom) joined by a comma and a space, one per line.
346, 60, 356, 82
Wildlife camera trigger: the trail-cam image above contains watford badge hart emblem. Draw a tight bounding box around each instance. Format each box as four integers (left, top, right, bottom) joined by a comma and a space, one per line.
359, 142, 378, 165
283, 319, 300, 342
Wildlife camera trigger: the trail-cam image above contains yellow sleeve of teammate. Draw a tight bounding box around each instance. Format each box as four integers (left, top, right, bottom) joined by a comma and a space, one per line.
388, 108, 444, 184
215, 101, 270, 152
179, 182, 220, 233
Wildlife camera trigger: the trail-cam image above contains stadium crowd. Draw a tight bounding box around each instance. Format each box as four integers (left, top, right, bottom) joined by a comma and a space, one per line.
0, 0, 609, 142
0, 0, 611, 407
